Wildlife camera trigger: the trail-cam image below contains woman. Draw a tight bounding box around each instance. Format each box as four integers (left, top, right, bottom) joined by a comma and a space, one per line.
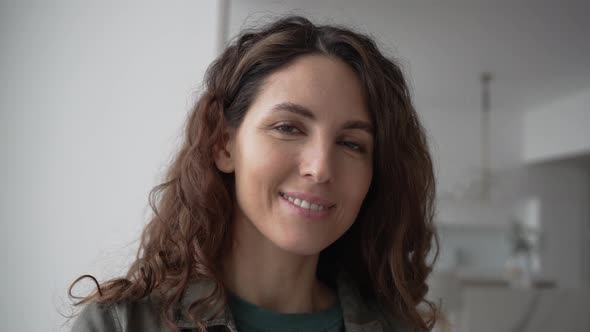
69, 15, 439, 332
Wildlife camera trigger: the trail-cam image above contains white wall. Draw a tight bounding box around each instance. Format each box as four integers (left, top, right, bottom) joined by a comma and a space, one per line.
521, 162, 590, 289
523, 88, 590, 163
0, 1, 220, 331
518, 87, 590, 288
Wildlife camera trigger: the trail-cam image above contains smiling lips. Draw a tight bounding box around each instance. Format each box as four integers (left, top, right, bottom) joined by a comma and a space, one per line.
280, 192, 327, 211
279, 193, 333, 220
279, 191, 335, 216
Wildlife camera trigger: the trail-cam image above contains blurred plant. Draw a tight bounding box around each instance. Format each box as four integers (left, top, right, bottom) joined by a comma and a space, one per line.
508, 218, 541, 254
505, 218, 543, 289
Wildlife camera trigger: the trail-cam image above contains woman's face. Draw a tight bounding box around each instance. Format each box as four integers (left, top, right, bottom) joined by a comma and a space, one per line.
220, 55, 373, 255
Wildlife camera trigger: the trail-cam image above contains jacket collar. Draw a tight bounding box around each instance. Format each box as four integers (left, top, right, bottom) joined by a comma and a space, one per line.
170, 271, 398, 332
336, 271, 386, 332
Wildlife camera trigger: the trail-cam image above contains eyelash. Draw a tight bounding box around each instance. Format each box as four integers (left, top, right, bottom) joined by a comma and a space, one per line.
340, 141, 363, 152
272, 124, 366, 153
273, 124, 302, 135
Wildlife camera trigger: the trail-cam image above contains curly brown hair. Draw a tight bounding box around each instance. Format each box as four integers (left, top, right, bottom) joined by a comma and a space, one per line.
69, 15, 439, 332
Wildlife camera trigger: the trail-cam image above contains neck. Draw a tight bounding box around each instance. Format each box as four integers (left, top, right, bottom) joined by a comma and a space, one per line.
222, 212, 336, 313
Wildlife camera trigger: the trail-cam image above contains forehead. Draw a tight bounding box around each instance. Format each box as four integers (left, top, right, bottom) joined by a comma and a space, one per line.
247, 55, 369, 123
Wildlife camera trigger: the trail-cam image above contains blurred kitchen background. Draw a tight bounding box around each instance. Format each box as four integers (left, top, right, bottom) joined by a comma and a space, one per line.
1, 0, 589, 331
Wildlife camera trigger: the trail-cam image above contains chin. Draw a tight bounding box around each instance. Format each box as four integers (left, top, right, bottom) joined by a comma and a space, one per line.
274, 236, 333, 256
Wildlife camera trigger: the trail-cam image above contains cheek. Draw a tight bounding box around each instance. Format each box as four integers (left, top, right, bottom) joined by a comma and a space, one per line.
237, 134, 294, 177
342, 159, 372, 196
233, 134, 295, 202
340, 162, 372, 221
358, 166, 373, 197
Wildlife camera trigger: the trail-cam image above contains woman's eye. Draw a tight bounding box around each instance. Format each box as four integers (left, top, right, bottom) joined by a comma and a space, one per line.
340, 141, 363, 152
273, 124, 302, 135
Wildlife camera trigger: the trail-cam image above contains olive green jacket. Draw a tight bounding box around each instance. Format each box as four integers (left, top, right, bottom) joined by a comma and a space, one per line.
71, 272, 410, 332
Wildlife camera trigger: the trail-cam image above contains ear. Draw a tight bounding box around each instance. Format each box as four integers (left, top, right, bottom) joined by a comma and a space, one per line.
213, 129, 235, 174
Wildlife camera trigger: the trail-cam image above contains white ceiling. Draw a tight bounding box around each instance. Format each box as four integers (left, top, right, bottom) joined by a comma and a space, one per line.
229, 0, 590, 114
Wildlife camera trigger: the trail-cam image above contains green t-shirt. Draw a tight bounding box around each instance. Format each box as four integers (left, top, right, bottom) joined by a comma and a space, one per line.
228, 293, 344, 332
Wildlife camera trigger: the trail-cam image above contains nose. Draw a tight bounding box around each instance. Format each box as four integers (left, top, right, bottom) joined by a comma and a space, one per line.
299, 138, 334, 184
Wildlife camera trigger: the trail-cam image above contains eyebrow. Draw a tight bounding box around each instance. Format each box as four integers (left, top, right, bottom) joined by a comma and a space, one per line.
271, 102, 374, 135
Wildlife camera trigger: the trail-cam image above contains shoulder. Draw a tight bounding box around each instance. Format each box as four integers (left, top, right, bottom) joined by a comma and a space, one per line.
70, 295, 165, 332
70, 280, 231, 332
71, 302, 120, 332
365, 298, 413, 332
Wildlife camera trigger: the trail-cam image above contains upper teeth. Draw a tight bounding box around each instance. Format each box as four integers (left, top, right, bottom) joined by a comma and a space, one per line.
281, 193, 326, 211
